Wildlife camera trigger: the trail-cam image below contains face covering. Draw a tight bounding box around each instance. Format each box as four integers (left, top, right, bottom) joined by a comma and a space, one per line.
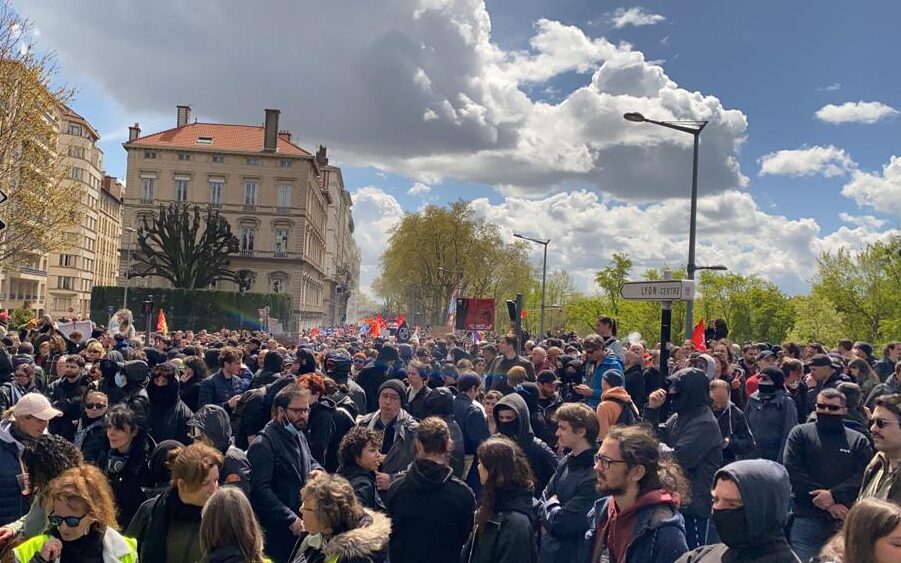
815, 413, 845, 432
147, 379, 179, 406
757, 383, 776, 396
668, 392, 683, 412
498, 420, 519, 439
284, 420, 301, 437
712, 507, 750, 549
114, 373, 127, 388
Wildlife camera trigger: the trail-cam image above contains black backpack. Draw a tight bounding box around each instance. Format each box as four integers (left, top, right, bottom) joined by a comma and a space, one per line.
607, 396, 640, 426
233, 386, 270, 449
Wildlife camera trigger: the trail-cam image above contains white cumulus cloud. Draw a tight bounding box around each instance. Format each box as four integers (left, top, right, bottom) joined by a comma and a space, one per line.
610, 7, 666, 29
838, 213, 887, 229
842, 155, 901, 215
349, 186, 405, 293
758, 145, 856, 178
815, 101, 899, 124
407, 182, 431, 196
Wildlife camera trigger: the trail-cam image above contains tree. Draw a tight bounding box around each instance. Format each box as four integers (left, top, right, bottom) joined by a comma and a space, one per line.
132, 203, 240, 289
787, 295, 847, 346
0, 2, 81, 265
594, 253, 633, 316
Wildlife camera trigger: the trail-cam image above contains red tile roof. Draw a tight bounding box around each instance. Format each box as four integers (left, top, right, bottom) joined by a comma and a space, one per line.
127, 122, 311, 156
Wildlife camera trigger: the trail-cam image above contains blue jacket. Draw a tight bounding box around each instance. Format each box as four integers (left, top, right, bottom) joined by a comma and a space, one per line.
539, 449, 598, 563
198, 370, 246, 411
743, 390, 797, 462
583, 494, 688, 563
585, 353, 624, 409
0, 420, 29, 526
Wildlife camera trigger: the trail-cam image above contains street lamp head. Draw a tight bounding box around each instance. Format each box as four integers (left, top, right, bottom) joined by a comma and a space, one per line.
695, 264, 728, 272
624, 112, 647, 123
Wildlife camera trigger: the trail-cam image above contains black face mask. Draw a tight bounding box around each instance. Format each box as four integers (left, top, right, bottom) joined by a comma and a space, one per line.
816, 413, 845, 432
498, 420, 519, 439
712, 507, 750, 549
757, 383, 776, 396
668, 392, 683, 412
147, 379, 179, 406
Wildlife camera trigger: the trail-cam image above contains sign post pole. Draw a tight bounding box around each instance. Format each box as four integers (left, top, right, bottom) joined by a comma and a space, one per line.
659, 270, 673, 380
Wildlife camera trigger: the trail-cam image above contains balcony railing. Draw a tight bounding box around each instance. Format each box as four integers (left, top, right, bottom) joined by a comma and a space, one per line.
209, 202, 223, 209
18, 267, 48, 277
273, 251, 288, 258
139, 198, 154, 205
243, 204, 257, 211
239, 249, 254, 257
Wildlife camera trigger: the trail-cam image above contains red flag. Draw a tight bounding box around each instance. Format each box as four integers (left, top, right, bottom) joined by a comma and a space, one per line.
690, 318, 707, 352
156, 309, 168, 334
396, 313, 405, 326
521, 308, 527, 319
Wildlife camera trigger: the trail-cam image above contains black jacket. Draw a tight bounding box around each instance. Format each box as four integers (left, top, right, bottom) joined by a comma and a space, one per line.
743, 390, 796, 462
463, 488, 539, 563
338, 463, 385, 512
97, 432, 154, 528
782, 420, 872, 521
454, 393, 490, 455
47, 374, 91, 441
805, 370, 851, 414
178, 374, 203, 413
148, 398, 193, 446
406, 385, 433, 421
494, 393, 560, 497
624, 364, 647, 408
385, 458, 475, 563
539, 449, 598, 563
357, 361, 389, 414
190, 404, 252, 494
306, 397, 336, 466
712, 402, 755, 464
74, 413, 109, 463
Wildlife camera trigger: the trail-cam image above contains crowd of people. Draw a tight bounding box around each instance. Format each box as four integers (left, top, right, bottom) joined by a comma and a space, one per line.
0, 312, 898, 563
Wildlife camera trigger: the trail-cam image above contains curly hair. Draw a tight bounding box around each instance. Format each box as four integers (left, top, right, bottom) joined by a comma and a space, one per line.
21, 435, 84, 496
300, 474, 364, 536
337, 426, 382, 469
475, 436, 534, 534
43, 465, 119, 531
298, 373, 326, 397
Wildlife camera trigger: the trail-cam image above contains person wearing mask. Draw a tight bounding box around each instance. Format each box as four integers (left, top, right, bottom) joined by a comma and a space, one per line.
560, 357, 584, 403
188, 404, 252, 494
337, 426, 384, 511
538, 403, 599, 563
0, 394, 61, 527
99, 357, 151, 414
147, 362, 193, 446
782, 388, 872, 562
385, 417, 475, 563
248, 384, 324, 563
493, 393, 559, 497
596, 369, 640, 439
199, 486, 267, 563
126, 443, 222, 563
463, 435, 539, 563
179, 356, 208, 413
289, 474, 390, 563
96, 404, 153, 528
709, 380, 755, 464
358, 345, 398, 414
585, 424, 689, 563
781, 358, 809, 423
817, 498, 901, 563
405, 360, 433, 421
805, 353, 851, 415
74, 389, 110, 463
645, 368, 723, 550
574, 335, 624, 410
743, 367, 796, 462
676, 459, 800, 563
47, 354, 91, 441
858, 393, 901, 503
12, 465, 138, 563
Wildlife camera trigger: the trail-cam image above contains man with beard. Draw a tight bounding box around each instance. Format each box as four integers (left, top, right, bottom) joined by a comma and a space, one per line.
782, 388, 872, 562
147, 362, 193, 446
645, 368, 723, 549
584, 424, 689, 563
858, 393, 901, 503
47, 355, 91, 441
248, 384, 323, 563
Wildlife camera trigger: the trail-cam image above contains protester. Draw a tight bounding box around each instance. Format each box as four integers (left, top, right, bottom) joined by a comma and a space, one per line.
623, 345, 647, 409
709, 380, 754, 464
179, 355, 208, 412
251, 349, 283, 389
356, 380, 418, 485
357, 345, 397, 414
199, 486, 268, 563
486, 334, 535, 391
74, 389, 110, 463
337, 426, 385, 511
806, 354, 851, 414
325, 350, 366, 416
848, 357, 880, 403
577, 335, 625, 409
127, 442, 223, 563
482, 389, 501, 436
12, 465, 138, 563
199, 346, 247, 414
538, 403, 598, 563
744, 367, 797, 462
421, 387, 465, 478
596, 369, 640, 439
493, 393, 559, 496
858, 393, 901, 503
47, 354, 91, 441
817, 498, 901, 563
676, 459, 800, 563
297, 373, 337, 466
585, 424, 689, 563
0, 364, 38, 411
781, 358, 809, 423
865, 360, 901, 409
97, 403, 153, 528
147, 362, 194, 445
873, 342, 900, 382
536, 370, 563, 448
596, 316, 625, 364
405, 360, 433, 420
187, 404, 252, 494
463, 435, 539, 563
385, 417, 475, 563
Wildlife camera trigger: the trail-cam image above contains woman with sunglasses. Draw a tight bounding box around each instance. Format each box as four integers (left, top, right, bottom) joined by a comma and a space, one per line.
13, 464, 138, 563
73, 390, 109, 464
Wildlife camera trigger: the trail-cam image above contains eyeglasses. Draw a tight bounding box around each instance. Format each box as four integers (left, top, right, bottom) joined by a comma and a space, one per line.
85, 403, 107, 410
594, 453, 628, 470
872, 418, 901, 429
285, 406, 310, 415
49, 513, 87, 528
815, 403, 843, 412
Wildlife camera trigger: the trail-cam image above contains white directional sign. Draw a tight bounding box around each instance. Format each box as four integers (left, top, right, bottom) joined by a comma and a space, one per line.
620, 280, 695, 301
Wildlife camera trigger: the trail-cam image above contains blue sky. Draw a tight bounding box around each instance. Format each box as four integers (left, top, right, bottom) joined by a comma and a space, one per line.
22, 1, 901, 296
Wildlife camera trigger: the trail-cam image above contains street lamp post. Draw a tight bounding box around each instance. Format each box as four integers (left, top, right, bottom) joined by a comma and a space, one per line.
122, 227, 137, 311
624, 112, 708, 339
513, 233, 550, 340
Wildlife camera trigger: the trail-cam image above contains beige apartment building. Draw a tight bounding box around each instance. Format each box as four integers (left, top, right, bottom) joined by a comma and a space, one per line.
121, 106, 349, 330
319, 156, 361, 326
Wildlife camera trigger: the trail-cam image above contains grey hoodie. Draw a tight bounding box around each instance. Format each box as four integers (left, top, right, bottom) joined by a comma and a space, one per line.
189, 405, 251, 494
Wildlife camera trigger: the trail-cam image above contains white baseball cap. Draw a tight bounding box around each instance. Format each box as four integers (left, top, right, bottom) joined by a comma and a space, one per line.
13, 393, 62, 421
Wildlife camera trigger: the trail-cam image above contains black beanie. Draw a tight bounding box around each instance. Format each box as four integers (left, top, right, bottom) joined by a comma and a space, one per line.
377, 379, 407, 408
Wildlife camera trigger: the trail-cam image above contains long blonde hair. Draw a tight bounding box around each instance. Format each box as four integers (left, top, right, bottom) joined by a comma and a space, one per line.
42, 465, 119, 531
199, 487, 265, 562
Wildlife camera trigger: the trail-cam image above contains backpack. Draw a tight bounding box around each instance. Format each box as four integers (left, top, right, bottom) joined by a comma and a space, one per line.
233, 386, 269, 449
607, 396, 640, 426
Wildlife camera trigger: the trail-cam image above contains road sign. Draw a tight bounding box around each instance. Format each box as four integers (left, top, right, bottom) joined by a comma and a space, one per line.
0, 188, 6, 232
620, 280, 695, 301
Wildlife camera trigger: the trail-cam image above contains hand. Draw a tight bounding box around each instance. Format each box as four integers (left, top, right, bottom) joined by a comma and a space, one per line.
227, 395, 241, 409
289, 517, 305, 536
805, 374, 816, 388
309, 469, 325, 480
827, 504, 849, 520
375, 471, 391, 490
0, 526, 13, 545
40, 537, 63, 561
648, 389, 667, 409
721, 436, 731, 449
730, 377, 741, 390
810, 489, 835, 510
573, 384, 593, 397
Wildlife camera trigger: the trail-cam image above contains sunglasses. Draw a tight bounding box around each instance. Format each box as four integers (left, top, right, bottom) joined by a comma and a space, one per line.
872, 418, 901, 429
85, 403, 107, 410
815, 403, 843, 412
49, 513, 87, 528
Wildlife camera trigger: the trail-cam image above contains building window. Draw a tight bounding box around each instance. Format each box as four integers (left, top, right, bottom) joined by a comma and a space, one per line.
68, 146, 85, 158
209, 179, 224, 206
140, 176, 155, 203
58, 276, 74, 290
280, 159, 292, 168
59, 255, 76, 267
240, 226, 256, 254
143, 151, 157, 159
178, 152, 191, 161
246, 157, 259, 166
243, 180, 258, 208
67, 123, 82, 136
274, 229, 289, 257
70, 167, 83, 181
196, 137, 213, 145
175, 178, 189, 202
277, 183, 291, 209
211, 154, 225, 163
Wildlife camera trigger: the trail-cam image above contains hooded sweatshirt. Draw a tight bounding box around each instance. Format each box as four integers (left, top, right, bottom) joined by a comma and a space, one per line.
606, 490, 681, 563
597, 386, 639, 437
677, 459, 801, 563
494, 393, 559, 496
189, 405, 251, 494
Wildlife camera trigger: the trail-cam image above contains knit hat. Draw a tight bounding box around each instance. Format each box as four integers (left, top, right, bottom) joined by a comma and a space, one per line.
809, 354, 832, 367
378, 345, 399, 363
378, 379, 407, 408
603, 369, 625, 388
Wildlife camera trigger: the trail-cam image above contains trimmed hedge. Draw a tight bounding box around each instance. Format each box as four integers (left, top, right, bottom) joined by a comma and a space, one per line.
90, 286, 293, 332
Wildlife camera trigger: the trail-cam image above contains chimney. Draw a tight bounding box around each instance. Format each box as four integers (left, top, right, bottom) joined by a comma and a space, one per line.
263, 109, 280, 152
176, 105, 192, 127
316, 145, 328, 167
128, 123, 141, 142
279, 129, 292, 142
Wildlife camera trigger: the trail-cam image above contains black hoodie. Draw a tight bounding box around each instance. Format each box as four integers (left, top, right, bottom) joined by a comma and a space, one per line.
386, 458, 476, 563
188, 405, 251, 494
463, 488, 539, 563
493, 393, 559, 497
